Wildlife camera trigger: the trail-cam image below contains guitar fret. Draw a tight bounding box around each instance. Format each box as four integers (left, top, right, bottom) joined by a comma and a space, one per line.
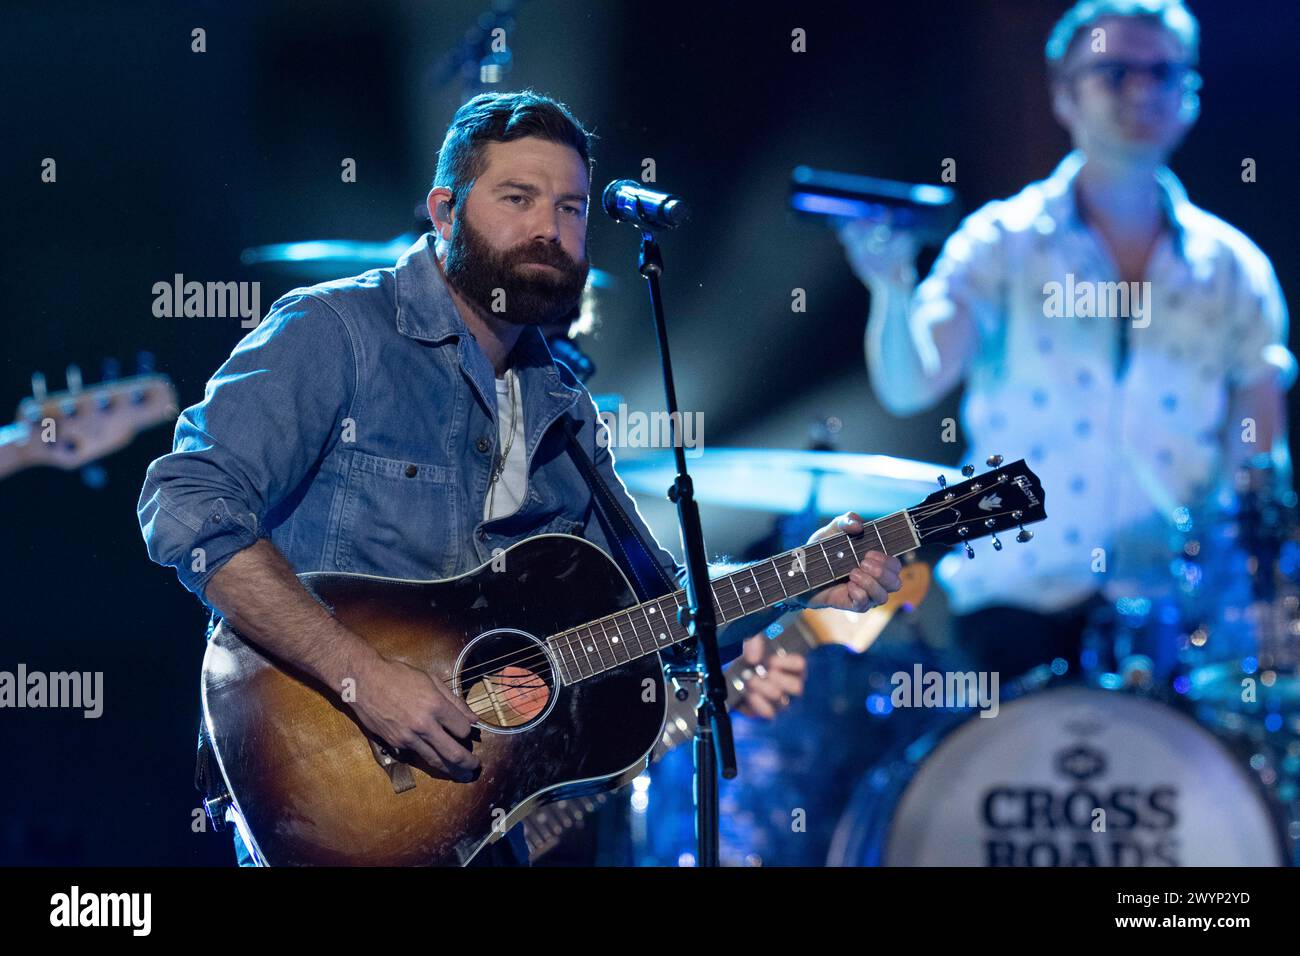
892, 520, 909, 551
635, 605, 660, 655
744, 574, 761, 614
585, 624, 612, 673
884, 515, 910, 554
612, 611, 639, 659
669, 593, 686, 639
618, 616, 639, 660
649, 598, 674, 648
540, 457, 1044, 694
728, 575, 746, 619
636, 605, 658, 654
771, 557, 789, 597
844, 532, 860, 565
551, 638, 574, 685
603, 616, 626, 665
819, 540, 836, 581
562, 635, 584, 682
664, 599, 682, 643
612, 616, 635, 665
579, 542, 871, 674
789, 548, 812, 594
624, 611, 648, 658
602, 617, 631, 666
572, 628, 596, 678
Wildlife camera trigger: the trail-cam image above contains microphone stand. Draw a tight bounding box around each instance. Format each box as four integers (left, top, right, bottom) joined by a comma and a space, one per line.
633, 227, 735, 867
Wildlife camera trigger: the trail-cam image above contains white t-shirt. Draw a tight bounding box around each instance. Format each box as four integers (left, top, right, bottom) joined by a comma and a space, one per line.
484, 370, 528, 521
916, 151, 1294, 615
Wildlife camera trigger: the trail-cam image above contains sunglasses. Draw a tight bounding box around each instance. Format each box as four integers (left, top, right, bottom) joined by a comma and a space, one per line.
1071, 60, 1202, 93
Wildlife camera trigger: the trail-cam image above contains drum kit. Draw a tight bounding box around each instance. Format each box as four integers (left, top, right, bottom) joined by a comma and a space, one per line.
618, 449, 1300, 867
243, 231, 1299, 867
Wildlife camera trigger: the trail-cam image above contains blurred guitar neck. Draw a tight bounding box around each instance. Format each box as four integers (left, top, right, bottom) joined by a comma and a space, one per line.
0, 423, 35, 481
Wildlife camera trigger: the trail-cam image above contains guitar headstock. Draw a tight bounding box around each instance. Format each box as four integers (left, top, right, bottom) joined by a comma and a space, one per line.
907, 456, 1046, 556
9, 365, 179, 473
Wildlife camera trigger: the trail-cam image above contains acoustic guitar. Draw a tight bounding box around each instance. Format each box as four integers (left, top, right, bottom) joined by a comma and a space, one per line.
521, 560, 932, 862
202, 458, 1045, 865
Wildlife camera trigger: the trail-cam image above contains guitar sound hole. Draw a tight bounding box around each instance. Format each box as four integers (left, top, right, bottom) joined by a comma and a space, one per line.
457, 629, 556, 732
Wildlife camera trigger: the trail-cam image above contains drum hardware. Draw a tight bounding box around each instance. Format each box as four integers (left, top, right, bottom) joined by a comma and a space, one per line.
828, 684, 1291, 866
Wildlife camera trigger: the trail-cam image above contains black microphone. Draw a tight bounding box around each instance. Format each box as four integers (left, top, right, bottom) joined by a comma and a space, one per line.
789, 166, 959, 243
601, 180, 691, 230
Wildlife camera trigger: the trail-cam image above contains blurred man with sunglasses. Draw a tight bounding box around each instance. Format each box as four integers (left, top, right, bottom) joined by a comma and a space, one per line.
839, 0, 1293, 679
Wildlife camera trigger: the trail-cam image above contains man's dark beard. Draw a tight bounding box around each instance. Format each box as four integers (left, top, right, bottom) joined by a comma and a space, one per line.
443, 211, 589, 327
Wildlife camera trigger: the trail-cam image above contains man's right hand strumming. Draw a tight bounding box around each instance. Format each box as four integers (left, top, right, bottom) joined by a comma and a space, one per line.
203, 538, 482, 782
347, 654, 483, 782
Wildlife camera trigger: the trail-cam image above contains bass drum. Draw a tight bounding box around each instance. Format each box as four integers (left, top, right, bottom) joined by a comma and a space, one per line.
827, 684, 1289, 866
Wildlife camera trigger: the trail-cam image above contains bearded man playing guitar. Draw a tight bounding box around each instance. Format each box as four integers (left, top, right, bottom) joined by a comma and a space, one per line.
136, 91, 905, 866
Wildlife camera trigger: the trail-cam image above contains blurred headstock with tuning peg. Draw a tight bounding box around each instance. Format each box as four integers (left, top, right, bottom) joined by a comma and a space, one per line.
909, 455, 1047, 557
1, 356, 179, 483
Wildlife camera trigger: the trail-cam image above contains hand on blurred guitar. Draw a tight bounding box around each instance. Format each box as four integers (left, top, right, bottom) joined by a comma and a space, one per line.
735, 634, 807, 719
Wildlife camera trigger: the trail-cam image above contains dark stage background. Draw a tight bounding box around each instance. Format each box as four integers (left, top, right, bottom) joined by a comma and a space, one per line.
2, 0, 1297, 863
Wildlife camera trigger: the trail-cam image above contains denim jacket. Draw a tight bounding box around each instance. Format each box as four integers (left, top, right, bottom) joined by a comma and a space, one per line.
135, 232, 698, 615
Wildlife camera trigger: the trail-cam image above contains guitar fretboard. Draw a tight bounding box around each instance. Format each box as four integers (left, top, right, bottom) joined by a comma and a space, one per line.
546, 511, 919, 685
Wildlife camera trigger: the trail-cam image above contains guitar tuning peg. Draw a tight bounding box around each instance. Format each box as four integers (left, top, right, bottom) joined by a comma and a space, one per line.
136, 350, 156, 375
961, 464, 975, 477
965, 541, 975, 559
100, 357, 121, 382
66, 364, 83, 394
985, 518, 1002, 551
985, 454, 1003, 467
937, 475, 947, 489
30, 371, 47, 403
1011, 511, 1033, 543
958, 525, 974, 558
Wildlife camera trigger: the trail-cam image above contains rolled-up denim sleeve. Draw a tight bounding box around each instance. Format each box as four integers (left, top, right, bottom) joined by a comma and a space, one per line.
137, 292, 357, 606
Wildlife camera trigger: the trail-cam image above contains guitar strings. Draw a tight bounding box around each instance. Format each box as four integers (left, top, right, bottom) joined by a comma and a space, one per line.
459, 665, 550, 714
442, 518, 920, 693
443, 483, 1032, 719
443, 544, 895, 705
445, 483, 1024, 696
463, 668, 553, 718
443, 515, 914, 686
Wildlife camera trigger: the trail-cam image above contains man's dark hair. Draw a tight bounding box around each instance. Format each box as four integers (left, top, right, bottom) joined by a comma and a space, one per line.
1045, 0, 1200, 81
432, 90, 594, 210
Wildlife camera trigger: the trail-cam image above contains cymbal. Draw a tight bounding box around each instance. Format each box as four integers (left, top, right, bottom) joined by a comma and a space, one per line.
616, 448, 965, 518
241, 233, 614, 287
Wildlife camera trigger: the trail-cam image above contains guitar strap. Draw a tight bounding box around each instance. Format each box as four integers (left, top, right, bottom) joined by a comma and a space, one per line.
194, 611, 230, 832
562, 416, 679, 603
